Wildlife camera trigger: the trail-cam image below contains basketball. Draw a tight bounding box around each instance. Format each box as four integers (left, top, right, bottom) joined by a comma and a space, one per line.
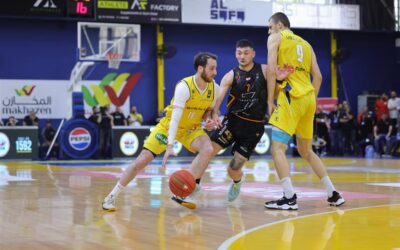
169, 170, 196, 197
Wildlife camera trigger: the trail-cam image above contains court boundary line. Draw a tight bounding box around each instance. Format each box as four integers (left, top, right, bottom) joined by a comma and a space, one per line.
217, 203, 400, 250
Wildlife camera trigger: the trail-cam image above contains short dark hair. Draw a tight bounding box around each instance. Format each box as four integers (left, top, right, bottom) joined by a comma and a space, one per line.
193, 52, 217, 71
236, 39, 254, 49
269, 12, 290, 28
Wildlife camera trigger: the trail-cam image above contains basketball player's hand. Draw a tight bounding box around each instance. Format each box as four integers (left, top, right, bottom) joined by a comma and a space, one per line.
268, 102, 277, 116
204, 118, 218, 131
162, 144, 177, 168
211, 112, 222, 128
276, 64, 294, 81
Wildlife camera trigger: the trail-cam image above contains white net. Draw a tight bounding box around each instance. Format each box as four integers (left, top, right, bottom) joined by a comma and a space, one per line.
107, 53, 123, 69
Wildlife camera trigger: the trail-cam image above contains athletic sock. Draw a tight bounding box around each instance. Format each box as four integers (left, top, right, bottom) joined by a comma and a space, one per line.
109, 182, 125, 198
281, 177, 295, 199
321, 176, 335, 197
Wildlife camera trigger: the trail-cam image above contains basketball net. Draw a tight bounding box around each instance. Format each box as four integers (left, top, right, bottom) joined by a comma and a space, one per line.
106, 53, 123, 69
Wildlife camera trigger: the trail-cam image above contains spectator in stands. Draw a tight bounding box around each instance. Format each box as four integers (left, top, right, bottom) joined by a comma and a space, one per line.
314, 105, 330, 151
355, 106, 375, 156
6, 116, 18, 126
375, 93, 389, 120
340, 101, 355, 155
328, 103, 343, 156
128, 106, 143, 127
88, 106, 101, 126
41, 120, 58, 159
374, 113, 392, 157
23, 111, 38, 126
388, 90, 399, 126
99, 105, 114, 159
0, 119, 3, 126
112, 106, 127, 126
312, 134, 327, 156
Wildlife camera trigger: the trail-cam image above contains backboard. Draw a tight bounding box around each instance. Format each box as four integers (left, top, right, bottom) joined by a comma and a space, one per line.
77, 22, 141, 62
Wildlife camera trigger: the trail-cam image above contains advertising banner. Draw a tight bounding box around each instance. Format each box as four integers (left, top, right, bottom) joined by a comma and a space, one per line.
80, 72, 143, 117
0, 128, 38, 160
112, 127, 150, 157
182, 0, 359, 30
96, 0, 181, 23
0, 80, 69, 119
182, 0, 271, 26
316, 97, 338, 112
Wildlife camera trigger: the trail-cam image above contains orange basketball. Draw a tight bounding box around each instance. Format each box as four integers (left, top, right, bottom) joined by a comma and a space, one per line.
169, 170, 196, 197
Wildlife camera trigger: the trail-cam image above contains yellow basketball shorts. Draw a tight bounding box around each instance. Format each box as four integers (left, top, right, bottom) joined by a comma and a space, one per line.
269, 90, 316, 139
143, 122, 208, 155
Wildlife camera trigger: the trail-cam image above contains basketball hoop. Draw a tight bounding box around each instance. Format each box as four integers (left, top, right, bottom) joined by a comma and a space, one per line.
106, 53, 123, 69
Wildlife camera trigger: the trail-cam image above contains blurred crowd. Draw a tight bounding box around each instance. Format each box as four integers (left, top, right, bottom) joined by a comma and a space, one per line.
312, 91, 400, 158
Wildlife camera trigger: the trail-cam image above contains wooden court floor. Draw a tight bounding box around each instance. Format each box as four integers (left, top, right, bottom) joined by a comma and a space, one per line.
0, 157, 400, 250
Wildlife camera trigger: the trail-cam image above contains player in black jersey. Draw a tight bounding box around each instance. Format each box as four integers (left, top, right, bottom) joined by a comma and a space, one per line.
172, 39, 290, 208
211, 39, 271, 202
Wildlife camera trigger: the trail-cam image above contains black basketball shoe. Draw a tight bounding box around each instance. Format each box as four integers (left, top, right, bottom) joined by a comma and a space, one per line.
327, 191, 345, 206
264, 194, 298, 210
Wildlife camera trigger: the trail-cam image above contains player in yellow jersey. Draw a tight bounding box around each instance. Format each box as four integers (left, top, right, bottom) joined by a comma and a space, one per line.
264, 12, 345, 210
102, 52, 220, 211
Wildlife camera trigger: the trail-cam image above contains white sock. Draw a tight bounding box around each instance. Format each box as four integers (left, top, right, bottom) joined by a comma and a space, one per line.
108, 182, 125, 198
321, 176, 335, 197
280, 177, 295, 199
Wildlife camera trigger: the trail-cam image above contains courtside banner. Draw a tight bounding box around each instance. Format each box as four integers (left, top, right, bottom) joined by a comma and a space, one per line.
0, 80, 69, 119
96, 0, 181, 23
182, 0, 271, 26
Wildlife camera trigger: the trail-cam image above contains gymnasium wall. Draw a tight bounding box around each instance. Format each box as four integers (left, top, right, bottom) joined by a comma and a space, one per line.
0, 18, 399, 124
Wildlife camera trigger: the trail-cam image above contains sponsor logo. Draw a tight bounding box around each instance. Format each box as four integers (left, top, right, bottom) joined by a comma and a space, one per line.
210, 0, 245, 22
255, 132, 270, 154
15, 137, 33, 153
98, 1, 129, 9
0, 133, 10, 158
33, 0, 57, 8
131, 0, 148, 10
82, 72, 142, 107
15, 85, 36, 96
119, 132, 139, 156
69, 128, 91, 151
155, 133, 168, 145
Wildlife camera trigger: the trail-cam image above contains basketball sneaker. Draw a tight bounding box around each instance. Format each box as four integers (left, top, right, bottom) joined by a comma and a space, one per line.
102, 195, 116, 212
264, 194, 298, 210
227, 180, 242, 202
327, 191, 345, 206
171, 195, 197, 209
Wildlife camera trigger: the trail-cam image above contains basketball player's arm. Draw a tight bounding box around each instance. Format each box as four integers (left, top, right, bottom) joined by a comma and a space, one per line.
203, 83, 220, 131
211, 71, 233, 127
162, 81, 190, 168
310, 48, 323, 98
266, 33, 281, 115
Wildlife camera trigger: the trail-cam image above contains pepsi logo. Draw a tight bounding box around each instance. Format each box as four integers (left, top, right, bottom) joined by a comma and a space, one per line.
69, 127, 91, 151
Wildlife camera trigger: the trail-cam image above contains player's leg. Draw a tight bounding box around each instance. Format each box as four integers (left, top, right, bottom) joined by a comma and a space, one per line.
265, 91, 298, 210
102, 124, 167, 211
296, 92, 345, 206
171, 131, 214, 209
226, 122, 264, 202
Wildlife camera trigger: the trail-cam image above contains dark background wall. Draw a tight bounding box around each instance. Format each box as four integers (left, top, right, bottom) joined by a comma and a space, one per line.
0, 18, 399, 124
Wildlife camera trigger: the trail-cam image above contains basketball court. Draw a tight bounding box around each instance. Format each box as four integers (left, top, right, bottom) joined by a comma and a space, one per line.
1, 156, 399, 249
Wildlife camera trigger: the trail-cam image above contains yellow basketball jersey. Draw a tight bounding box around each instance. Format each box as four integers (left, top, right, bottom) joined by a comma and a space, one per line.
162, 76, 215, 130
278, 30, 314, 97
